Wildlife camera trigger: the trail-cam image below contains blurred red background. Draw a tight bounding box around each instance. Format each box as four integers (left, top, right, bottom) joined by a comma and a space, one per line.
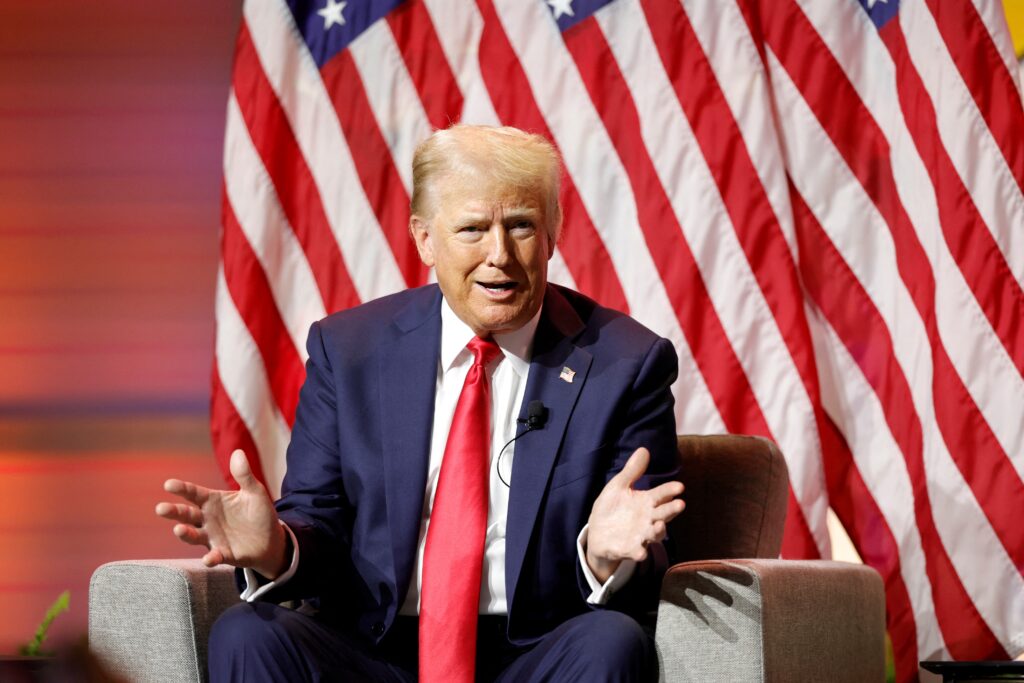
0, 0, 241, 652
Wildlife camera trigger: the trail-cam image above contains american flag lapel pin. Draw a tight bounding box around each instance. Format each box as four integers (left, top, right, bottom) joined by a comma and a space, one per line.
559, 366, 575, 383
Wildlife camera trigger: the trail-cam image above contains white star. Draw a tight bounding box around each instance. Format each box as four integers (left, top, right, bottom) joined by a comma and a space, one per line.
866, 0, 888, 9
547, 0, 575, 21
317, 0, 347, 30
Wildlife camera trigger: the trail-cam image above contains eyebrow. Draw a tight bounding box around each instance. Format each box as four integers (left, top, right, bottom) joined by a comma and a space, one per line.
456, 207, 540, 224
504, 208, 540, 220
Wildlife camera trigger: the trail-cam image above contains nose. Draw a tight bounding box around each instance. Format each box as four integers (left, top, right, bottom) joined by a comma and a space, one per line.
484, 225, 512, 268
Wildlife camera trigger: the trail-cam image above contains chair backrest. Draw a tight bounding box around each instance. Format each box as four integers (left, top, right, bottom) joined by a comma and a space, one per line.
665, 434, 789, 563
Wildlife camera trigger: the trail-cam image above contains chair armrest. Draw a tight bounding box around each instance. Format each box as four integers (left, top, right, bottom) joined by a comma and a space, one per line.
89, 559, 240, 683
655, 559, 885, 683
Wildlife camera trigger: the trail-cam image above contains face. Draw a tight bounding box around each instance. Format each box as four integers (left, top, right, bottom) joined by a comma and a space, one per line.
410, 173, 555, 337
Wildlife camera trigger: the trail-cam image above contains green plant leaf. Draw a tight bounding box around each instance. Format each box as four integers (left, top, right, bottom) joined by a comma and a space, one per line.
18, 590, 70, 657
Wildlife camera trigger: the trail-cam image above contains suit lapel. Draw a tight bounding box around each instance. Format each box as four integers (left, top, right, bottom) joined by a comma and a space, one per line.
379, 286, 442, 604
505, 286, 592, 610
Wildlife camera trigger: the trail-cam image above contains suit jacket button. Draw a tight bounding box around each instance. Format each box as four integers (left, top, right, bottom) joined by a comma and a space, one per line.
371, 622, 385, 637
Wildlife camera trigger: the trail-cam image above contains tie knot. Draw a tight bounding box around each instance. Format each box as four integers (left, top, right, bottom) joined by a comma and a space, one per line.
467, 336, 502, 368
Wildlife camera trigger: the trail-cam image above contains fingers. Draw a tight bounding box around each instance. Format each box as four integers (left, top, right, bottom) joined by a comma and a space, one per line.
202, 548, 225, 568
169, 522, 230, 568
155, 501, 203, 526
650, 498, 686, 524
612, 447, 650, 489
648, 480, 685, 506
172, 523, 209, 548
163, 478, 209, 506
628, 520, 670, 562
229, 449, 262, 493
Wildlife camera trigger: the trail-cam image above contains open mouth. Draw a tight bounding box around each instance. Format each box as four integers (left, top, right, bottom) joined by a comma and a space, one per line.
478, 281, 518, 292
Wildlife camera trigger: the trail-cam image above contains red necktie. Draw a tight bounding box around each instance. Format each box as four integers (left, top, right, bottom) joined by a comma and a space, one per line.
419, 336, 502, 683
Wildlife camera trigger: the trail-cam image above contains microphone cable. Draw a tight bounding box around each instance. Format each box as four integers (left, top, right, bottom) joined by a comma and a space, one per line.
496, 400, 548, 487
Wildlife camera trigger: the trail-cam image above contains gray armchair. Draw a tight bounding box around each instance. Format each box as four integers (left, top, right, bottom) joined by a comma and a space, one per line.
89, 435, 884, 681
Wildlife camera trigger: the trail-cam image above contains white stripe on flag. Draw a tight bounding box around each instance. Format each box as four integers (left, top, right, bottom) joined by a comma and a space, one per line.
546, 248, 579, 293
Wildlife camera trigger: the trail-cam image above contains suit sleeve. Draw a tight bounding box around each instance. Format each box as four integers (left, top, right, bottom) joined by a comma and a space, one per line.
575, 335, 680, 614
244, 320, 358, 605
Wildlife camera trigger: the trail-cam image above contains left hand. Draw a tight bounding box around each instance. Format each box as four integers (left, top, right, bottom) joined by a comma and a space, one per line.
585, 447, 685, 583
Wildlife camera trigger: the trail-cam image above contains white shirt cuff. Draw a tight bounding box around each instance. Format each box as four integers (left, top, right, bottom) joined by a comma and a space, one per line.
241, 521, 300, 602
576, 524, 636, 605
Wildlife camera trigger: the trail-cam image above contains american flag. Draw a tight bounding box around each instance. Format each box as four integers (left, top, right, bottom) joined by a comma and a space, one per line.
213, 0, 1024, 678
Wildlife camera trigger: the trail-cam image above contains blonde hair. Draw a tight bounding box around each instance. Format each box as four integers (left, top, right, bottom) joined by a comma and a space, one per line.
410, 125, 563, 242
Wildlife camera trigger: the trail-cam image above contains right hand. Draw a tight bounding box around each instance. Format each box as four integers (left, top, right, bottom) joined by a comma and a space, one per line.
155, 449, 288, 579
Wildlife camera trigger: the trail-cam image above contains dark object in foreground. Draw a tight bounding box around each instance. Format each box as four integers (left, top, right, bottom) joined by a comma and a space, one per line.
0, 656, 51, 683
921, 660, 1024, 682
1, 639, 127, 683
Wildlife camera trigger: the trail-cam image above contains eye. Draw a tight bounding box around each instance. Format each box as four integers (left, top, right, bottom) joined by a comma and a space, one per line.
456, 225, 484, 241
510, 220, 535, 233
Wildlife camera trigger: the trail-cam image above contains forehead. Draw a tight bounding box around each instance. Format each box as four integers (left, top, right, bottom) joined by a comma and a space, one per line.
433, 172, 546, 216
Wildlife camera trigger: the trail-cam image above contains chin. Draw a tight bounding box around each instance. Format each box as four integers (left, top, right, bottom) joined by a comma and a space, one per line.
472, 312, 523, 335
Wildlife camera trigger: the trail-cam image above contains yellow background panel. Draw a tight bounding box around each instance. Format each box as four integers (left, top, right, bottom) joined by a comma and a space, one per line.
1004, 0, 1024, 58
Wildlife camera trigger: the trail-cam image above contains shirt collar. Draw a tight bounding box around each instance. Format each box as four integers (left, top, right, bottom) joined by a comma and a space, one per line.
439, 296, 542, 379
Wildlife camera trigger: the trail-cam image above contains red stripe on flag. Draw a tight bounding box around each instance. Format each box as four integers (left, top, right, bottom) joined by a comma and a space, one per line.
386, 0, 465, 130
763, 0, 1024, 577
791, 183, 1008, 660
319, 51, 429, 289
819, 416, 920, 683
474, 0, 629, 314
924, 0, 1024, 192
210, 359, 267, 490
778, 493, 821, 559
232, 22, 360, 313
221, 189, 306, 426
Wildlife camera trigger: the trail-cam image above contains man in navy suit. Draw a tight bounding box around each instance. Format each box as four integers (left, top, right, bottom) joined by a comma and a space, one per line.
157, 125, 684, 681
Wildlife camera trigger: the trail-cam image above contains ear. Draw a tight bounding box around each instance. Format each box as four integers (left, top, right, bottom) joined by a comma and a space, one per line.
545, 223, 557, 260
409, 216, 435, 268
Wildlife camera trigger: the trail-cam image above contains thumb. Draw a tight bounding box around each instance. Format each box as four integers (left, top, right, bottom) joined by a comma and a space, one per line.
613, 447, 650, 489
229, 449, 262, 493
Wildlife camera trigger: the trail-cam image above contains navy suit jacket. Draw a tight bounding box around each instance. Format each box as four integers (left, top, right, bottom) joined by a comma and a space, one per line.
260, 283, 679, 646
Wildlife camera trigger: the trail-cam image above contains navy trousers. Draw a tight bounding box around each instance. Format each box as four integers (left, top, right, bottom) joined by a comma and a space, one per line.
208, 602, 654, 682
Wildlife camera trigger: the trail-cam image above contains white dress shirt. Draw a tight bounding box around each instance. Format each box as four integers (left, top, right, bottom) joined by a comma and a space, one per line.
243, 298, 634, 606
400, 298, 536, 615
